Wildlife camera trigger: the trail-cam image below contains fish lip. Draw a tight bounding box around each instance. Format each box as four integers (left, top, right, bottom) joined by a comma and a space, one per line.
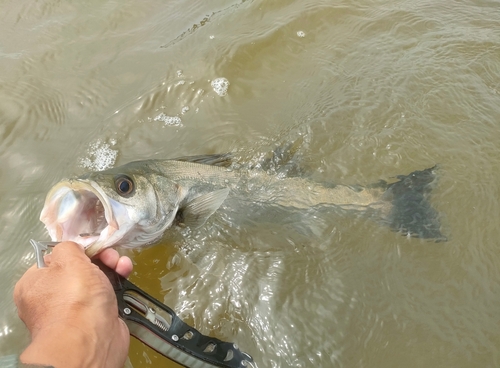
40, 179, 121, 254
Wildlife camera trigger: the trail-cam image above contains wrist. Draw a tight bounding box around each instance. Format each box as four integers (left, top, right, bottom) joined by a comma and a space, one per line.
20, 322, 109, 368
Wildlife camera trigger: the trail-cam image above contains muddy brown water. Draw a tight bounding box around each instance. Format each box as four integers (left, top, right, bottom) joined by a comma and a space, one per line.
1, 0, 500, 367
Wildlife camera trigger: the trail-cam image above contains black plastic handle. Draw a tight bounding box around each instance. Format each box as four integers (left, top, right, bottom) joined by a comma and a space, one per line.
93, 260, 254, 368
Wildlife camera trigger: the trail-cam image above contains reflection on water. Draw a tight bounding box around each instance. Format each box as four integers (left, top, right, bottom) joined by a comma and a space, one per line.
1, 0, 500, 367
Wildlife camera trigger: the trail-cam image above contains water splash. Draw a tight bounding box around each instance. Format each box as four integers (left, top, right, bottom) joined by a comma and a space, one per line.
79, 139, 118, 171
211, 78, 230, 97
154, 113, 183, 127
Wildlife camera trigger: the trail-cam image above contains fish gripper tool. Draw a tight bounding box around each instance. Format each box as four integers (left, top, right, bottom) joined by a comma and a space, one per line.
29, 240, 255, 368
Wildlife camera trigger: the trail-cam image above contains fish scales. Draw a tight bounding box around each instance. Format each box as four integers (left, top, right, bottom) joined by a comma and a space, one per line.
149, 160, 384, 209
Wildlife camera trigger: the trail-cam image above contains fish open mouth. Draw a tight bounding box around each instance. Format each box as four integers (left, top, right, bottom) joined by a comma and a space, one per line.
40, 179, 128, 256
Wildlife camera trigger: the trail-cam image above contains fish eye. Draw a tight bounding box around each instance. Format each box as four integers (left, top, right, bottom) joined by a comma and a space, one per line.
114, 175, 135, 197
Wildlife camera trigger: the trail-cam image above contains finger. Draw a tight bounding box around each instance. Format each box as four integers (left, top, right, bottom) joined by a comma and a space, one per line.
96, 248, 120, 270
50, 241, 88, 264
115, 256, 133, 278
43, 253, 52, 266
95, 249, 133, 278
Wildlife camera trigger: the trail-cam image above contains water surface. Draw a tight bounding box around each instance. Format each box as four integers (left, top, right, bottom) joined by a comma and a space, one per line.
1, 0, 500, 367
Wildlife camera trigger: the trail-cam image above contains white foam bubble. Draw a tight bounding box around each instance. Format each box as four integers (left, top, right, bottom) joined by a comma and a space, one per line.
297, 31, 306, 37
211, 77, 230, 97
154, 113, 183, 127
80, 139, 118, 171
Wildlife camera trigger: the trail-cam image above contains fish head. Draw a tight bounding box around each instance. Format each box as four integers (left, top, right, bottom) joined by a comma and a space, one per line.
40, 166, 182, 257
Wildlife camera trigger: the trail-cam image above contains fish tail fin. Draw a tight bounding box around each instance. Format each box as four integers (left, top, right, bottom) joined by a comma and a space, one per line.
383, 166, 445, 240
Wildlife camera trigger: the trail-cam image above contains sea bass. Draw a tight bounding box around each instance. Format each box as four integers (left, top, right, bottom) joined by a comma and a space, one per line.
40, 154, 444, 257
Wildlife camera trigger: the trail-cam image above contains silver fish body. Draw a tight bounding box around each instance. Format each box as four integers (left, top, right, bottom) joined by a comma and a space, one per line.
40, 155, 443, 257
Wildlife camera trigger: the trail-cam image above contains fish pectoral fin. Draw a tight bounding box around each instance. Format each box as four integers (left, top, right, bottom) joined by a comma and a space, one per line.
180, 188, 230, 228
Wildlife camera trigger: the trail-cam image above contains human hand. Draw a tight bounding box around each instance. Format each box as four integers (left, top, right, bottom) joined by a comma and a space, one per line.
14, 241, 133, 368
96, 245, 134, 278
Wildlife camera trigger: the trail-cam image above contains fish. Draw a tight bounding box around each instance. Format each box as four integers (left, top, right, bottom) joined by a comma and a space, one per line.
40, 153, 445, 257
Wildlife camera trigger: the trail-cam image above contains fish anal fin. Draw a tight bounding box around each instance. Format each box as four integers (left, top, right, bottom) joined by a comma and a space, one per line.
180, 188, 230, 228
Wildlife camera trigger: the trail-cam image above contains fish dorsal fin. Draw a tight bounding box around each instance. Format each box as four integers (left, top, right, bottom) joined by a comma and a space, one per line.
180, 188, 230, 228
173, 153, 233, 167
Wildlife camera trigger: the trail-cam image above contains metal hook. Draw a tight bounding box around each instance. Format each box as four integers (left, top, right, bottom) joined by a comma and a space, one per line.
29, 239, 59, 268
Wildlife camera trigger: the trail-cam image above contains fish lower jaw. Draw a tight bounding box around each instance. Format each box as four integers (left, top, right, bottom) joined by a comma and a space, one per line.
47, 231, 101, 250
78, 234, 103, 248
45, 222, 119, 254
84, 240, 108, 257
